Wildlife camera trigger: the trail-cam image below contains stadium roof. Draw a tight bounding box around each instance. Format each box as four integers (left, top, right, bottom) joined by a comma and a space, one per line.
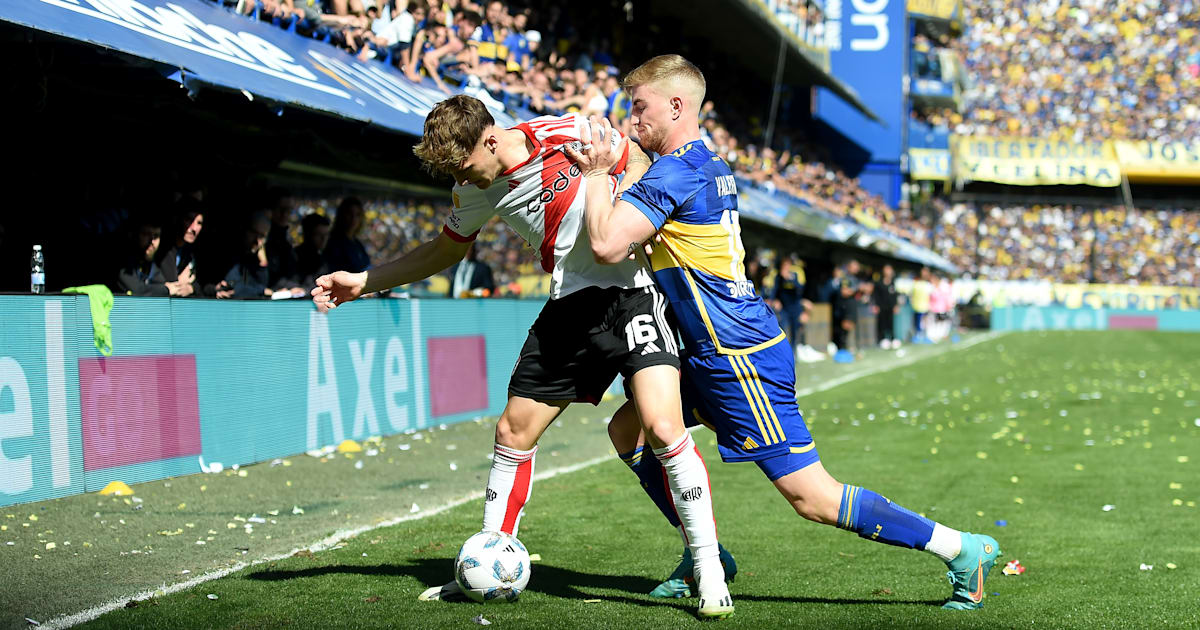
0, 0, 522, 138
645, 0, 881, 123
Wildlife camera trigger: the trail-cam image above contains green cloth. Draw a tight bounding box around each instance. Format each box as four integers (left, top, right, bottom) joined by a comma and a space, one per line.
63, 285, 114, 356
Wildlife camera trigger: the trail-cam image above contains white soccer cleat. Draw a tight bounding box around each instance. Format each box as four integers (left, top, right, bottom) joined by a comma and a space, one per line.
693, 554, 734, 619
418, 580, 467, 602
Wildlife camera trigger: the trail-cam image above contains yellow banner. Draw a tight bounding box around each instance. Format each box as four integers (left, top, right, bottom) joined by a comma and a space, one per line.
1051, 284, 1200, 311
1114, 140, 1200, 182
907, 0, 959, 20
909, 148, 951, 180
953, 136, 1121, 187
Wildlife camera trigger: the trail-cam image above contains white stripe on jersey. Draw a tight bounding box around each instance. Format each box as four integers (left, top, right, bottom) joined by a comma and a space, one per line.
445, 113, 651, 299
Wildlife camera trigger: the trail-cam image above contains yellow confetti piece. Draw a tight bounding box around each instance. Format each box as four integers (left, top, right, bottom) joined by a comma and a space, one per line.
1014, 497, 1025, 504
1011, 476, 1020, 483
286, 481, 292, 487
1173, 499, 1184, 506
82, 542, 92, 548
1188, 501, 1197, 508
528, 553, 541, 562
177, 503, 187, 510
930, 447, 938, 455
237, 470, 248, 478
976, 511, 984, 517
45, 542, 56, 550
200, 485, 207, 492
1178, 456, 1190, 463
1, 526, 6, 531
186, 523, 195, 528
976, 452, 988, 459
583, 599, 602, 603
1074, 463, 1085, 471
282, 460, 292, 467
28, 515, 38, 522
1143, 442, 1153, 449
33, 554, 41, 559
1083, 428, 1092, 436
227, 523, 237, 529
1169, 482, 1182, 490
1166, 563, 1178, 569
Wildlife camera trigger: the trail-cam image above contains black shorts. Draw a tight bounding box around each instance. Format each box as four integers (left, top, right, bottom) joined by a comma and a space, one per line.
508, 285, 680, 405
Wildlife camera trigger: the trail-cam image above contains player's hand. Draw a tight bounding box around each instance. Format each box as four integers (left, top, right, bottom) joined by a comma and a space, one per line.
563, 115, 622, 178
312, 271, 368, 313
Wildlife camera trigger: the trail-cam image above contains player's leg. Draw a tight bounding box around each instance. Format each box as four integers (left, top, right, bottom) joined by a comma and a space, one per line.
746, 342, 1001, 609
627, 365, 731, 618
613, 286, 731, 618
484, 395, 570, 536
609, 397, 738, 598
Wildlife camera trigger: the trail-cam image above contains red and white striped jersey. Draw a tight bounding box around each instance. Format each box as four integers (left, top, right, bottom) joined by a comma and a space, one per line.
442, 113, 653, 299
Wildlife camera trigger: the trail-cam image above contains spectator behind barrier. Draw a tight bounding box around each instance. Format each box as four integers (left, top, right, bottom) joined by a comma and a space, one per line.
295, 212, 332, 288
325, 197, 372, 273
155, 198, 206, 297
115, 214, 170, 297
216, 212, 272, 299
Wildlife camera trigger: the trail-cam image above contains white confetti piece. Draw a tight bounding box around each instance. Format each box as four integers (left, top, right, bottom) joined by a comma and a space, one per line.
1102, 504, 1116, 511
449, 463, 458, 471
410, 504, 420, 513
207, 594, 218, 600
292, 506, 305, 515
1139, 563, 1152, 571
472, 615, 492, 626
354, 460, 364, 470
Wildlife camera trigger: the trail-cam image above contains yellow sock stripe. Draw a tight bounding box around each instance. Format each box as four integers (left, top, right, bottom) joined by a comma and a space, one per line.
846, 485, 860, 530
731, 355, 779, 445
726, 355, 774, 445
737, 354, 787, 442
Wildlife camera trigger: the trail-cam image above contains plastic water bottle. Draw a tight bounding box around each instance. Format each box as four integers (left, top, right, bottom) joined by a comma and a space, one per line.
31, 245, 45, 294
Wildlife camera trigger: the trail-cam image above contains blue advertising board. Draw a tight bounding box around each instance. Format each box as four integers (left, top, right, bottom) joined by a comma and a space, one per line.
814, 0, 908, 165
0, 296, 542, 508
0, 0, 522, 137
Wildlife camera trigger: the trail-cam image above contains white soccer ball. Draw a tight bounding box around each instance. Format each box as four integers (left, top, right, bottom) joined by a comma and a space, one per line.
454, 530, 531, 602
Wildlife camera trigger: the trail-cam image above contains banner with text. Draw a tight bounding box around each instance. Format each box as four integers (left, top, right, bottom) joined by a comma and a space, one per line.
1114, 140, 1200, 183
909, 148, 951, 180
952, 136, 1121, 187
0, 296, 542, 508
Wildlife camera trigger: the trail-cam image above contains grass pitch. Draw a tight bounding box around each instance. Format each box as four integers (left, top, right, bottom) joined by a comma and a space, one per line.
8, 331, 1200, 629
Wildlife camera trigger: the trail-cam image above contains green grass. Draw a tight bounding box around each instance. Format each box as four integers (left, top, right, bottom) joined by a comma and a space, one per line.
16, 331, 1200, 629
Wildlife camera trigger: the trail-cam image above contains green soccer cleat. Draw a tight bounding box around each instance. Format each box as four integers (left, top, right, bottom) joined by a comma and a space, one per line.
942, 532, 1002, 610
648, 544, 738, 599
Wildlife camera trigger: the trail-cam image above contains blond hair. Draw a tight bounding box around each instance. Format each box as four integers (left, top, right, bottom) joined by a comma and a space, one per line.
412, 95, 495, 177
622, 54, 706, 110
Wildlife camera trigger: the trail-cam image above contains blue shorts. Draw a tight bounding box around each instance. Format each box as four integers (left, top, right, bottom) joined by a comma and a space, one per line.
681, 339, 820, 481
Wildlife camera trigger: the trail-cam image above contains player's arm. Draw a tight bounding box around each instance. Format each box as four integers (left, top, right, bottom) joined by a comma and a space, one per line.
563, 116, 657, 264
617, 141, 652, 194
311, 231, 469, 312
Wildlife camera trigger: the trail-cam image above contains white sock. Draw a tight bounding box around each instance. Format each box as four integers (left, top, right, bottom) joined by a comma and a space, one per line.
481, 444, 537, 536
925, 523, 963, 563
654, 433, 726, 598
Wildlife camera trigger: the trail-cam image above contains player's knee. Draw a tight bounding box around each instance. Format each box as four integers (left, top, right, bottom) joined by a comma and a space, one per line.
638, 413, 684, 447
494, 415, 536, 450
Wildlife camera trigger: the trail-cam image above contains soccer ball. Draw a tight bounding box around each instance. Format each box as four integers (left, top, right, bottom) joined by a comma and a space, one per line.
454, 530, 531, 602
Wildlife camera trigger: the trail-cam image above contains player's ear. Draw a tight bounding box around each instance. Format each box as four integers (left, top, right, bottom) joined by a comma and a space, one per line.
670, 96, 683, 120
484, 132, 499, 154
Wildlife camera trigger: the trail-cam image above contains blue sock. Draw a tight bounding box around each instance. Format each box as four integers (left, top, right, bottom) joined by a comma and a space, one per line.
837, 485, 935, 550
619, 446, 681, 528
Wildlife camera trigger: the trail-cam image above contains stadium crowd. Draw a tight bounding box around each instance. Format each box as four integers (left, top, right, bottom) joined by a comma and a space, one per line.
934, 200, 1200, 286
955, 0, 1200, 141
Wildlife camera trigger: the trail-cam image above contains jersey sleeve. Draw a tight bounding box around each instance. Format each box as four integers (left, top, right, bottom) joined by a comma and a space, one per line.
618, 157, 701, 231
442, 186, 494, 242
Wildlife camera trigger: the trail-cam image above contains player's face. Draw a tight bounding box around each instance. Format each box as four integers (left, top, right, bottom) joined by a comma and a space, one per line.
453, 137, 500, 189
629, 84, 670, 154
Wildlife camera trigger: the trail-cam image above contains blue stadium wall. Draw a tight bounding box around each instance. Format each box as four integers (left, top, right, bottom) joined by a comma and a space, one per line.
0, 296, 543, 508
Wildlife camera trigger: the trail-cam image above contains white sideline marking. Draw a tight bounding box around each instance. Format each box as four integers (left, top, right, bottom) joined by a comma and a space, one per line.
44, 332, 1006, 628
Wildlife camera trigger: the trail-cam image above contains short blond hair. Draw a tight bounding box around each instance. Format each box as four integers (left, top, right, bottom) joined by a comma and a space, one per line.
413, 95, 494, 177
622, 54, 706, 110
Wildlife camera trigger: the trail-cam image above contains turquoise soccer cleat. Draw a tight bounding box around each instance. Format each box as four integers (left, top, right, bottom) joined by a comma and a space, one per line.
942, 532, 1002, 610
648, 544, 738, 599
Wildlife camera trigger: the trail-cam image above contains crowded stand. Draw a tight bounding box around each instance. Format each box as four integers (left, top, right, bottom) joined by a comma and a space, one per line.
92, 1, 1195, 307
956, 0, 1200, 141
935, 201, 1200, 287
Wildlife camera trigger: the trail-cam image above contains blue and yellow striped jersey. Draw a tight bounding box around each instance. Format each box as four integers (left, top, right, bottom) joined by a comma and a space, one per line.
621, 140, 784, 357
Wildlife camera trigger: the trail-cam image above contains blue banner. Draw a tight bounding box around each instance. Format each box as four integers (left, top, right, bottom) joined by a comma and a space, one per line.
991, 306, 1200, 332
0, 296, 543, 508
0, 0, 522, 136
814, 0, 907, 164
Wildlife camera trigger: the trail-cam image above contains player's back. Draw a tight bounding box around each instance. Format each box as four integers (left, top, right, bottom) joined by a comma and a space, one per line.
624, 140, 783, 357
